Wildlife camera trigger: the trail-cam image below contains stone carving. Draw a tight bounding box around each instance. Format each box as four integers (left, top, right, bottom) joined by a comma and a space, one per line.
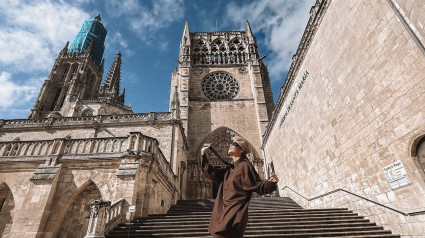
84, 200, 111, 238
238, 67, 248, 75
192, 68, 209, 76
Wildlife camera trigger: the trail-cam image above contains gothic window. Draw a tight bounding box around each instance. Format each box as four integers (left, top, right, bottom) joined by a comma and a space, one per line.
72, 65, 78, 73
61, 66, 69, 82
82, 109, 94, 117
50, 89, 62, 111
202, 73, 240, 101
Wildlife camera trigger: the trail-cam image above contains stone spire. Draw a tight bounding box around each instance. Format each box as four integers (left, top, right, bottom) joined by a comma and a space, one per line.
246, 20, 257, 45
179, 21, 191, 62
170, 85, 180, 118
99, 52, 125, 104
181, 20, 190, 46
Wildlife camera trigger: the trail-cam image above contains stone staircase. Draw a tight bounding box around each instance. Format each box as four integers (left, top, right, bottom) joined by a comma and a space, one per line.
106, 197, 400, 237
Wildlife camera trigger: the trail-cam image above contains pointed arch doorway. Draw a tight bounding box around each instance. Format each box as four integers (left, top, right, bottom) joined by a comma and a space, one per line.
186, 127, 264, 199
0, 183, 14, 237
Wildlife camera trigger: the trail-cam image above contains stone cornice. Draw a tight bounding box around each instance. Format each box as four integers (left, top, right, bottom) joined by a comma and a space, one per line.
1, 112, 172, 131
262, 0, 330, 149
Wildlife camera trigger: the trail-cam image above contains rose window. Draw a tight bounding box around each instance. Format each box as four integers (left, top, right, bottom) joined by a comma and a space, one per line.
202, 73, 240, 100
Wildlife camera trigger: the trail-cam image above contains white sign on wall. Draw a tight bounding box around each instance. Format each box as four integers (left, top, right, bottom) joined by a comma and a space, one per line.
129, 205, 136, 213
383, 160, 411, 190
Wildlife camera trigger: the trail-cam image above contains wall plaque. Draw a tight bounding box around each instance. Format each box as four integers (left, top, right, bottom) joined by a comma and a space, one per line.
383, 160, 411, 190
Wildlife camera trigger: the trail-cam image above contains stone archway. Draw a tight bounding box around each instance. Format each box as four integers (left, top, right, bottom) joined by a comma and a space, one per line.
55, 181, 102, 238
412, 136, 425, 175
187, 127, 263, 199
0, 183, 14, 237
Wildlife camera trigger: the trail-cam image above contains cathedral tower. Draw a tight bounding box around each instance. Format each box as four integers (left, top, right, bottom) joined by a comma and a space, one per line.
29, 15, 130, 118
171, 21, 275, 199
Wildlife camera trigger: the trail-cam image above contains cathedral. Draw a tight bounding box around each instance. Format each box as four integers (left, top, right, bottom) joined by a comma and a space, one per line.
0, 10, 273, 238
1, 0, 425, 237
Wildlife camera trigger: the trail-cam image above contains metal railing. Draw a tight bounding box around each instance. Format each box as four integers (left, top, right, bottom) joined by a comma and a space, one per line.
282, 186, 425, 216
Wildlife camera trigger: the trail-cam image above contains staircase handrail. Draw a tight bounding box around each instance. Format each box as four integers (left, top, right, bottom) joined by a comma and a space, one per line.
104, 198, 126, 234
282, 186, 425, 216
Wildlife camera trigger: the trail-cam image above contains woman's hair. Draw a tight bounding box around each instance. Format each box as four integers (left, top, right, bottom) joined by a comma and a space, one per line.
241, 152, 248, 160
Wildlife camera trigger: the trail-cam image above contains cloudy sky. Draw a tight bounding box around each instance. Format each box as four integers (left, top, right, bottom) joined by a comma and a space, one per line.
0, 0, 315, 119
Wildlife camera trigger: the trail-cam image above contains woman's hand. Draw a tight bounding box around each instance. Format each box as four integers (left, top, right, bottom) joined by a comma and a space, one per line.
269, 173, 279, 183
201, 144, 211, 155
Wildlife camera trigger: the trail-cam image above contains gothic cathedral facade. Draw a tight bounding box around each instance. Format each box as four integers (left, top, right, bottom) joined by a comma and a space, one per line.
0, 15, 273, 237
172, 21, 274, 199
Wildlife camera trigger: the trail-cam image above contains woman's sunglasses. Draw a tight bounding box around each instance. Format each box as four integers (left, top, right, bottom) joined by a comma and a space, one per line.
230, 141, 241, 148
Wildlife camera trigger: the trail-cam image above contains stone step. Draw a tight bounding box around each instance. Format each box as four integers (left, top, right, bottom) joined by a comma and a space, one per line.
106, 197, 400, 237
112, 221, 378, 231
107, 228, 395, 237
135, 218, 371, 226
150, 208, 353, 214
169, 204, 303, 209
165, 210, 353, 216
108, 226, 384, 234
134, 214, 365, 224
132, 215, 367, 225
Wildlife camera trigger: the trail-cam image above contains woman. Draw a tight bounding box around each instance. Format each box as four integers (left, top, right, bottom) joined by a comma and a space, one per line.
201, 136, 279, 238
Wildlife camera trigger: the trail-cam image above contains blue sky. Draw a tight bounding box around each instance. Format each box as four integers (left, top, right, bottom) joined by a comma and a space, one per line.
0, 0, 314, 119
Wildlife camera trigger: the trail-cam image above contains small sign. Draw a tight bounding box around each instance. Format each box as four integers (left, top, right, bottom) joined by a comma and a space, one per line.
129, 205, 136, 213
383, 160, 411, 190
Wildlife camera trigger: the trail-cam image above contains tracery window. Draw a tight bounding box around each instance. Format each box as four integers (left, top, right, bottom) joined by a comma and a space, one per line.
191, 36, 249, 65
202, 73, 239, 100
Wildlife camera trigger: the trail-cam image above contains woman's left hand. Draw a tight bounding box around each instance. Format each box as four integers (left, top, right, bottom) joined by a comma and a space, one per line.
269, 173, 279, 183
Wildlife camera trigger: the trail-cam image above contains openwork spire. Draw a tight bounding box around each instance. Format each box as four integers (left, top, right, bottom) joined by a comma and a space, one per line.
99, 52, 125, 104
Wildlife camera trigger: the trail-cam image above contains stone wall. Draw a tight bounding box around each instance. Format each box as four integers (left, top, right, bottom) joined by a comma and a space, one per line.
263, 0, 425, 237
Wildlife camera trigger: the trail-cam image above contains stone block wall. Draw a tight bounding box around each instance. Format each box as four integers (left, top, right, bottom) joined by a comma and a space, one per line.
263, 0, 425, 237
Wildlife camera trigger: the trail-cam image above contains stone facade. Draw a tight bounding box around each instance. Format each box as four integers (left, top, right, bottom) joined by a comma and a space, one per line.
0, 14, 273, 237
263, 0, 425, 237
174, 22, 274, 199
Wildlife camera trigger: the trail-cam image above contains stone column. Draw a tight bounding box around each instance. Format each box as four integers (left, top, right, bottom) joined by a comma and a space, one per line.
84, 200, 111, 238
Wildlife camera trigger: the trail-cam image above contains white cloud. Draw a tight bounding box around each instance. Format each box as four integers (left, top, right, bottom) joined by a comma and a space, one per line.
0, 0, 89, 72
107, 32, 135, 57
105, 0, 184, 43
225, 0, 315, 80
0, 72, 41, 109
0, 0, 89, 118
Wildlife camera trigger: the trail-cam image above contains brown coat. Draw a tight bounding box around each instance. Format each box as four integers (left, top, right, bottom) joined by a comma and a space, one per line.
202, 155, 277, 237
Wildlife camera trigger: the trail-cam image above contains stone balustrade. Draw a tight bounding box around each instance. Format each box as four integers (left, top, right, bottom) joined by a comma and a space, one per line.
192, 52, 250, 65
104, 198, 125, 234
127, 132, 177, 186
0, 137, 128, 158
0, 132, 175, 178
0, 112, 173, 129
193, 31, 243, 36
